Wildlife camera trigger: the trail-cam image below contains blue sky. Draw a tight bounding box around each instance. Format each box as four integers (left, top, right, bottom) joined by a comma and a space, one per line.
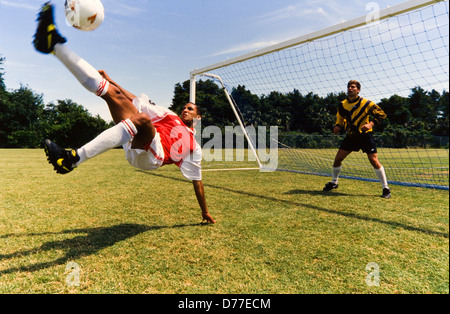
0, 0, 406, 121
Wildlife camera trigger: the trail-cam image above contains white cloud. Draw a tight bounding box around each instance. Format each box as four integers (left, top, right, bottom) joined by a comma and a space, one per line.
0, 0, 37, 11
207, 2, 339, 59
256, 4, 330, 26
207, 40, 281, 58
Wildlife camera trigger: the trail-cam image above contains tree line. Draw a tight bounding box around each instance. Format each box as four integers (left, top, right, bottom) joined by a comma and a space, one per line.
1, 56, 448, 149
0, 56, 111, 148
170, 79, 449, 148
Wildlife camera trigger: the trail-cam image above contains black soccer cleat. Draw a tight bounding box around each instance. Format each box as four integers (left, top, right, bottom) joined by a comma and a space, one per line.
323, 182, 339, 192
33, 2, 67, 54
43, 139, 80, 174
381, 188, 391, 199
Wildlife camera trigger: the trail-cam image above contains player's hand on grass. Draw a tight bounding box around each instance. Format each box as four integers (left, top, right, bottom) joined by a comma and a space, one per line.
202, 212, 216, 224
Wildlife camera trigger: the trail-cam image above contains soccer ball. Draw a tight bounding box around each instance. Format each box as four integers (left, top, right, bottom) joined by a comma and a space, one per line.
64, 0, 105, 31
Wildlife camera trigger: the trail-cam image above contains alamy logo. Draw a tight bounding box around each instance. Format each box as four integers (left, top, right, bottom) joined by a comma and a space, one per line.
65, 261, 81, 287
365, 262, 380, 287
366, 2, 381, 24
193, 120, 279, 171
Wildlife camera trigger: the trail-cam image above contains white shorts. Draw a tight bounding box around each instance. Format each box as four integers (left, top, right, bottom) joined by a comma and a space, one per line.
122, 94, 168, 171
123, 132, 164, 171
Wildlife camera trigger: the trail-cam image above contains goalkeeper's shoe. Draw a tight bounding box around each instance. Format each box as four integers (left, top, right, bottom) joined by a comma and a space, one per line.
33, 2, 67, 54
323, 182, 338, 192
381, 188, 391, 199
43, 139, 80, 174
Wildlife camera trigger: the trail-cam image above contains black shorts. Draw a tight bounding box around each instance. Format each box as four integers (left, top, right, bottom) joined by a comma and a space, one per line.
340, 132, 377, 154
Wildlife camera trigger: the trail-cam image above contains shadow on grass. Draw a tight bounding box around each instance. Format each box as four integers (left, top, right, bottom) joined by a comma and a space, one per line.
0, 222, 202, 275
138, 170, 449, 239
283, 189, 372, 197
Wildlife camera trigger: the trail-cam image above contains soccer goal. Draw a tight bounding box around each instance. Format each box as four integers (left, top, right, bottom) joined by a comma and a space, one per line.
190, 0, 449, 190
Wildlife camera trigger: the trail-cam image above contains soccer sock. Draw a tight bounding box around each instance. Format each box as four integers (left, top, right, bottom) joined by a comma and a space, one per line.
374, 166, 389, 189
53, 43, 109, 96
332, 166, 342, 184
75, 119, 137, 166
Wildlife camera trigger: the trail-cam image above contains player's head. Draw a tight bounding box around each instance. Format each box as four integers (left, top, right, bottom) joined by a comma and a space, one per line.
347, 80, 361, 97
181, 102, 201, 127
348, 80, 361, 90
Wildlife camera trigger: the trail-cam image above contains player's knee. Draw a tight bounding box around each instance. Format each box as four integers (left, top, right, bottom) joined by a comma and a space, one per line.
129, 113, 156, 149
334, 156, 344, 166
368, 156, 381, 168
130, 113, 152, 131
372, 160, 382, 169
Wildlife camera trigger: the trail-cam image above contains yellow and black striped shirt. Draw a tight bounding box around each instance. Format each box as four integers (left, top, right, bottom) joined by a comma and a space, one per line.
336, 97, 387, 135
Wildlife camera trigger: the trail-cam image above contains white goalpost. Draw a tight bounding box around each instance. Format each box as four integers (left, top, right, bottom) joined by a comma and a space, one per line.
191, 72, 263, 169
190, 0, 449, 189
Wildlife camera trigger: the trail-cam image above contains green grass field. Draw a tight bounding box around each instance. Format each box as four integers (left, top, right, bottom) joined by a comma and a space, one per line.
0, 149, 448, 294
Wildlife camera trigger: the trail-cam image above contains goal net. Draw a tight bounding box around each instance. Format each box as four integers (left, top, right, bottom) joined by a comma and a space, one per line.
190, 0, 449, 190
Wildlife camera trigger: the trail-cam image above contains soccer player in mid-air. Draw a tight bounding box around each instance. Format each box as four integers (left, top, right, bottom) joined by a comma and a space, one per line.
33, 2, 215, 223
323, 80, 391, 199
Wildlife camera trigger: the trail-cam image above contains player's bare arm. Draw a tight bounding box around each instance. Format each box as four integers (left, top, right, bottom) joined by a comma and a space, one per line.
193, 180, 216, 224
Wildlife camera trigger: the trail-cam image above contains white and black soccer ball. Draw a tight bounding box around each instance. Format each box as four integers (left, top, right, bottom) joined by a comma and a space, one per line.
64, 0, 105, 31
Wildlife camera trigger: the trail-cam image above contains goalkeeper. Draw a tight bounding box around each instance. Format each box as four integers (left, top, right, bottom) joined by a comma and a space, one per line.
323, 80, 391, 199
33, 2, 215, 223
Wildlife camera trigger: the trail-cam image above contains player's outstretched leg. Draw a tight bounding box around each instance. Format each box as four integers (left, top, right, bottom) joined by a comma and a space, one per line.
33, 2, 149, 172
33, 2, 110, 97
43, 118, 139, 173
43, 139, 80, 174
33, 2, 67, 54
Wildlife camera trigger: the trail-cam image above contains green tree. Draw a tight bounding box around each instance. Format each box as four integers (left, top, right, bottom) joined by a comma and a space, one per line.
435, 90, 449, 136
1, 56, 110, 148
170, 79, 234, 129
1, 58, 45, 147
379, 94, 411, 126
0, 56, 8, 146
174, 77, 448, 144
301, 92, 332, 134
42, 99, 110, 148
171, 80, 191, 112
0, 84, 45, 148
262, 91, 291, 131
0, 56, 5, 92
322, 92, 345, 131
409, 87, 445, 133
231, 85, 263, 127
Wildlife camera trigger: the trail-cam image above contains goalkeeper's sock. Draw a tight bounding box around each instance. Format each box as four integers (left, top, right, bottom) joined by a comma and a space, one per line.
53, 43, 109, 96
331, 166, 342, 184
374, 166, 389, 189
75, 119, 137, 166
